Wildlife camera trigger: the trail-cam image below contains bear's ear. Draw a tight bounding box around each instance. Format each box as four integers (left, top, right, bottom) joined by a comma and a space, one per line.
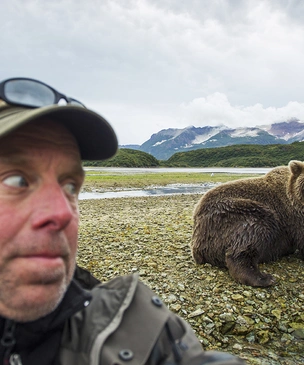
289, 160, 304, 177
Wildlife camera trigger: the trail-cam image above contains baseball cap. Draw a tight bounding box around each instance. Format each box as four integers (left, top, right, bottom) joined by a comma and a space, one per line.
0, 101, 118, 160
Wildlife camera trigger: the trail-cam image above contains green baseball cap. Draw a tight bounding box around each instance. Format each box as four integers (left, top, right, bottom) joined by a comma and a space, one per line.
0, 101, 118, 160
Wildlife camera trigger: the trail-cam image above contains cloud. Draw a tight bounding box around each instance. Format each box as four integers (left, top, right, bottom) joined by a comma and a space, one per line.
90, 100, 178, 145
2, 0, 303, 105
180, 93, 304, 129
92, 92, 304, 145
1, 0, 304, 144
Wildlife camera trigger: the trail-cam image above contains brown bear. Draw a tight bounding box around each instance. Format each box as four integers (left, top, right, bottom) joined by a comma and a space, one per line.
191, 160, 304, 287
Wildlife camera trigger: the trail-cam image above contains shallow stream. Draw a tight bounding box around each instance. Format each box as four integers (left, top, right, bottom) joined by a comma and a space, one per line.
80, 167, 270, 200
79, 183, 217, 200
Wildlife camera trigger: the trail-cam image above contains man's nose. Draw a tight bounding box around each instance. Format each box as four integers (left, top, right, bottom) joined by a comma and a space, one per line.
31, 183, 75, 231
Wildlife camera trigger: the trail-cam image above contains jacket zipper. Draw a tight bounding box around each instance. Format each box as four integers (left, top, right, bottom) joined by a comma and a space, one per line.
7, 355, 22, 365
1, 320, 22, 365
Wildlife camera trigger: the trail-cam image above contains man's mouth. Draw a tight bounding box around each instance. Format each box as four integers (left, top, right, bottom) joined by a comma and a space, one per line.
18, 253, 65, 267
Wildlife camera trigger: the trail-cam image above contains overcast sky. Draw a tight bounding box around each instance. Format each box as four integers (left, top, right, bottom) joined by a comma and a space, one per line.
1, 0, 304, 145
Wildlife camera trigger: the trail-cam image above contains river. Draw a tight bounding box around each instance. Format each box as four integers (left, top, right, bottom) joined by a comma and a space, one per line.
84, 167, 271, 174
79, 167, 271, 200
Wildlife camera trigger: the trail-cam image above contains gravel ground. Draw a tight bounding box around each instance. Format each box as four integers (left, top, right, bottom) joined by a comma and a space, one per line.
77, 194, 304, 365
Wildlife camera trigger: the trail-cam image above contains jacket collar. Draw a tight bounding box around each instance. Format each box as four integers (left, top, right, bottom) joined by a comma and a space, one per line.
0, 279, 92, 347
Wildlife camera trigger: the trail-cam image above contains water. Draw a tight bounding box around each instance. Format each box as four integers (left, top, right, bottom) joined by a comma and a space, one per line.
80, 167, 270, 200
79, 183, 218, 200
84, 167, 271, 174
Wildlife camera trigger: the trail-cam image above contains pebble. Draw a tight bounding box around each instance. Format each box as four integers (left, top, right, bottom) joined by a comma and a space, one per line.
78, 195, 304, 365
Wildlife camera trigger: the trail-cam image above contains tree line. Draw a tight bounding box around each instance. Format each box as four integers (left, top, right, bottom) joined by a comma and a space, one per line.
83, 143, 304, 168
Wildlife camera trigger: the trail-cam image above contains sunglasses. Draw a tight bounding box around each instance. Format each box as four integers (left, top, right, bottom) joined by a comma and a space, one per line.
0, 77, 85, 108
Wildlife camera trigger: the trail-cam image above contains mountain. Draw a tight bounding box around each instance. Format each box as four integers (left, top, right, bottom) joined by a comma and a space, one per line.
122, 119, 304, 160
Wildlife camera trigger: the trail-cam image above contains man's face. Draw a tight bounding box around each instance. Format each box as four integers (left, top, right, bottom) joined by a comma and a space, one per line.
0, 120, 84, 322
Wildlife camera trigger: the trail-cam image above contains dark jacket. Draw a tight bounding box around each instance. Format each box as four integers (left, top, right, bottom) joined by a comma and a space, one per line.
0, 270, 246, 365
60, 272, 245, 365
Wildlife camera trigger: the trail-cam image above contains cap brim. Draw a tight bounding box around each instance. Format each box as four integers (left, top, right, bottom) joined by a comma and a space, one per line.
0, 104, 118, 160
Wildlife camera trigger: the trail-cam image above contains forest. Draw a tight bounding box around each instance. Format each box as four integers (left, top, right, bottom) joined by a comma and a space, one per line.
83, 142, 304, 168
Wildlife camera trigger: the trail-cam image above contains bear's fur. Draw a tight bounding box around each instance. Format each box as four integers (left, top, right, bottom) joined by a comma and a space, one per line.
191, 160, 304, 287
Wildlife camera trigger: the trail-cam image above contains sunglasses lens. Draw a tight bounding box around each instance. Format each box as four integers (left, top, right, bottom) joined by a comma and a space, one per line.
4, 79, 56, 107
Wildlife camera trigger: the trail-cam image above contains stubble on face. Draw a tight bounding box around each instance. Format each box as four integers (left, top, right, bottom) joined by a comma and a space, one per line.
0, 119, 84, 321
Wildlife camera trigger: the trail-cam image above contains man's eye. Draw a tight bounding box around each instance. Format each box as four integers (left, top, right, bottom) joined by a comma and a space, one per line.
63, 182, 77, 196
3, 175, 28, 188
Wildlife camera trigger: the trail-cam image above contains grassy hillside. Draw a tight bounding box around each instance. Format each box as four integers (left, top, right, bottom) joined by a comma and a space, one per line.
84, 148, 159, 167
83, 142, 304, 168
165, 142, 304, 167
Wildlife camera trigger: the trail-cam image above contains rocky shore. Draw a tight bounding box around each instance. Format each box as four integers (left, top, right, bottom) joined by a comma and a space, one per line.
78, 194, 304, 365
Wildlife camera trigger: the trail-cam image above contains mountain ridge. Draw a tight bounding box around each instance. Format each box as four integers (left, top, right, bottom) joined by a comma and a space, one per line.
121, 118, 304, 160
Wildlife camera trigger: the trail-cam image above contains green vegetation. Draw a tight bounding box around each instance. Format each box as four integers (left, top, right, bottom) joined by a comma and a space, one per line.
165, 142, 304, 167
84, 148, 159, 167
82, 172, 259, 191
83, 142, 304, 168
